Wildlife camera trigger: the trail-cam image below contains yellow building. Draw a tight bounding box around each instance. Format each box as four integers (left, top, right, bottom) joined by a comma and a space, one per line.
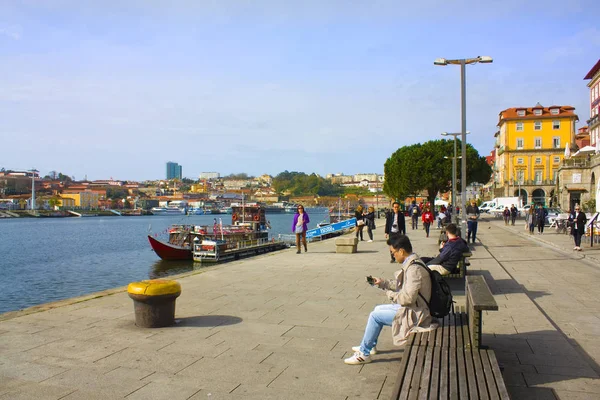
60, 191, 100, 209
495, 103, 578, 205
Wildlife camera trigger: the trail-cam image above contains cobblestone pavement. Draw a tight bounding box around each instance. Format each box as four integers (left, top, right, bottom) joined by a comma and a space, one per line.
1, 218, 600, 399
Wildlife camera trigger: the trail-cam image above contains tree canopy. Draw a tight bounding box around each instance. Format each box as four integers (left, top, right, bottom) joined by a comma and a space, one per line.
272, 171, 343, 196
383, 139, 492, 205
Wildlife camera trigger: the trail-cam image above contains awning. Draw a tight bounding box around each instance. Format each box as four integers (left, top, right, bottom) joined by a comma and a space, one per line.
566, 188, 587, 192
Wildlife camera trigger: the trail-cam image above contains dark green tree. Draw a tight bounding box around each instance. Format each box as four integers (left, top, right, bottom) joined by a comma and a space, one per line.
384, 139, 492, 206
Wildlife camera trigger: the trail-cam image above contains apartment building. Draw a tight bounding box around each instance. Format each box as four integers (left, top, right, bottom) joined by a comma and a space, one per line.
495, 103, 578, 205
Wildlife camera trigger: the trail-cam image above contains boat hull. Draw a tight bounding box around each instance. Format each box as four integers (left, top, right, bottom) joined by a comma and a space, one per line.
147, 235, 192, 260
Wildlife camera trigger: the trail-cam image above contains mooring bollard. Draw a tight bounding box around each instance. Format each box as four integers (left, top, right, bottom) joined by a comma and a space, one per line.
127, 279, 181, 328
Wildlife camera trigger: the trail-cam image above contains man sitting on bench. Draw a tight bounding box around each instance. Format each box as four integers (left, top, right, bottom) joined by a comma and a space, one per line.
421, 223, 469, 276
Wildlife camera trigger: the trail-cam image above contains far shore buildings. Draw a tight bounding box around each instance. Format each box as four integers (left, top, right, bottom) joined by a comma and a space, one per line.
166, 161, 182, 180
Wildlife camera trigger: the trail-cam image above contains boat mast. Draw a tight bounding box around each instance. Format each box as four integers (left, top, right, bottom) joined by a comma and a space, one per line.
242, 192, 245, 223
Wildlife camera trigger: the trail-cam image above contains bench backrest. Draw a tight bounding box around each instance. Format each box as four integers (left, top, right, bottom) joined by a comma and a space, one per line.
465, 275, 498, 348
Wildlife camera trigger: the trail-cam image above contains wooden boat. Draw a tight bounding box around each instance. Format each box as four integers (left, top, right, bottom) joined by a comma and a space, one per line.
148, 205, 284, 262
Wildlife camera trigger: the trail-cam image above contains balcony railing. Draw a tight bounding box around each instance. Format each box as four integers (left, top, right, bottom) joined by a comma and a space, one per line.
563, 158, 591, 168
587, 114, 599, 129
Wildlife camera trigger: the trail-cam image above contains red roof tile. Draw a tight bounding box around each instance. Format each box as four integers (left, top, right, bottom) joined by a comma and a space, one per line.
584, 59, 600, 80
499, 105, 578, 123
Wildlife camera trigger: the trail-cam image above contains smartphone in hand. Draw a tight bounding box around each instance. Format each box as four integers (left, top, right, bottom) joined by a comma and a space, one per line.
366, 275, 375, 285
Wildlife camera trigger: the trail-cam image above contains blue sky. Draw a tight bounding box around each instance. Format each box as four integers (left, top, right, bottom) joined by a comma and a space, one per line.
1, 0, 599, 181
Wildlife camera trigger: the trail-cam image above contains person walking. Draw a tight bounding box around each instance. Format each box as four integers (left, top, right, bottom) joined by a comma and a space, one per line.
421, 206, 434, 238
344, 235, 438, 365
364, 206, 376, 242
355, 205, 366, 241
534, 203, 548, 234
527, 206, 535, 234
409, 201, 420, 230
385, 202, 406, 263
569, 204, 587, 251
292, 205, 310, 254
510, 204, 518, 226
502, 207, 510, 225
465, 201, 480, 244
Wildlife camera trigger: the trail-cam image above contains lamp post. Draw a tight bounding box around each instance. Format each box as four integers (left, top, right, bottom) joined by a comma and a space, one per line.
442, 132, 470, 224
434, 56, 493, 236
29, 168, 38, 211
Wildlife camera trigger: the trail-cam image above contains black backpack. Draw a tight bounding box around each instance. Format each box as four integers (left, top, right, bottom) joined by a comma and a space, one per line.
412, 260, 454, 318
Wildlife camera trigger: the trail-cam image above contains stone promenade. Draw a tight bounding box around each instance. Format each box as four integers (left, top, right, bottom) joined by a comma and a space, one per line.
2, 217, 600, 399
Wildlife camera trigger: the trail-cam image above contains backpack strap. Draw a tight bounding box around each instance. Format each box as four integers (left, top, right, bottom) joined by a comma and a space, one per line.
407, 259, 432, 308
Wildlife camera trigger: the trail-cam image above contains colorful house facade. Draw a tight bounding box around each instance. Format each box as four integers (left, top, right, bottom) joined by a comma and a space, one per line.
495, 103, 578, 205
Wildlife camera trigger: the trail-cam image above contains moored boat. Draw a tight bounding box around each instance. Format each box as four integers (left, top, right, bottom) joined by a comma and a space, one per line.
148, 205, 285, 262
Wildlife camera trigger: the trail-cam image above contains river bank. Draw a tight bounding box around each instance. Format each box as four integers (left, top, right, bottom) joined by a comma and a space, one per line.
0, 211, 330, 314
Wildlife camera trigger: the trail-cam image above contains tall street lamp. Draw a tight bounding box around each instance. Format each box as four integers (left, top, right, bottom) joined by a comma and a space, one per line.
442, 131, 470, 223
29, 168, 38, 211
434, 56, 493, 236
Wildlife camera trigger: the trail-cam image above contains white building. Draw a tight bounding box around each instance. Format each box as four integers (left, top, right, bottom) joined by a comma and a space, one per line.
199, 172, 220, 180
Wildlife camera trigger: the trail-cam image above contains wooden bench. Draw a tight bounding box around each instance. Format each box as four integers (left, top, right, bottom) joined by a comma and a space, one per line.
446, 252, 472, 279
390, 276, 508, 400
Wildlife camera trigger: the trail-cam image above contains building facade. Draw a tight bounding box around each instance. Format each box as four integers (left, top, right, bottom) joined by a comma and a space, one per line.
585, 59, 600, 150
199, 172, 220, 180
495, 103, 578, 205
166, 162, 182, 180
556, 59, 600, 212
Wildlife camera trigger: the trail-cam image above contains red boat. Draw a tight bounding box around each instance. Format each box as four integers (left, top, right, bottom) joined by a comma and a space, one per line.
147, 234, 193, 260
148, 206, 268, 261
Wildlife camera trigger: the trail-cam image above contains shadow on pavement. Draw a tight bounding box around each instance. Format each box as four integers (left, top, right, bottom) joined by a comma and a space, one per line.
469, 270, 551, 300
174, 315, 243, 328
483, 329, 600, 399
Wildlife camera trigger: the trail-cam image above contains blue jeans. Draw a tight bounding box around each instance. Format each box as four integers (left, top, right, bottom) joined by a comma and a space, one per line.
359, 304, 401, 356
467, 220, 478, 243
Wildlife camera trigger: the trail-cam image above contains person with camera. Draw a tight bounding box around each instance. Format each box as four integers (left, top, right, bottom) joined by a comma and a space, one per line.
385, 202, 406, 263
344, 234, 438, 365
355, 205, 366, 241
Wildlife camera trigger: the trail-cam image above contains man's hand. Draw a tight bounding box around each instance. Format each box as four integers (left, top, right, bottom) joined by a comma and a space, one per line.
385, 234, 389, 239
374, 277, 383, 286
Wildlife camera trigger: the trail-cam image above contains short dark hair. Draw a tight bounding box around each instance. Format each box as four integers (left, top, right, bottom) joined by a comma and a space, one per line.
392, 202, 400, 207
445, 223, 458, 235
387, 234, 412, 253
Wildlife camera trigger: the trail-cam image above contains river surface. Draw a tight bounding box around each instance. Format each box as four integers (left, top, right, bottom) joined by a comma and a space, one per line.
0, 209, 329, 314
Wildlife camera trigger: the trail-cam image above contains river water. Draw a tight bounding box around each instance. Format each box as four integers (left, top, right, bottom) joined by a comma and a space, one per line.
0, 209, 329, 314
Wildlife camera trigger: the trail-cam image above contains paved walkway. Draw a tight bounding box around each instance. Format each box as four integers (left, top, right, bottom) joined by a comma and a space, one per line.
1, 218, 600, 399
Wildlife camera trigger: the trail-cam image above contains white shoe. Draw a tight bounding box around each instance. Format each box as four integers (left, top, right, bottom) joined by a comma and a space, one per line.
574, 247, 578, 250
344, 351, 371, 365
367, 240, 373, 243
352, 346, 377, 355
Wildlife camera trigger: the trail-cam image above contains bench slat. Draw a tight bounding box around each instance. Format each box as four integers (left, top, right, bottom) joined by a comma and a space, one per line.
488, 350, 510, 400
399, 344, 420, 400
417, 346, 434, 400
463, 337, 479, 399
428, 346, 441, 400
408, 346, 427, 400
440, 347, 449, 400
390, 345, 415, 400
480, 349, 500, 400
472, 349, 490, 400
456, 346, 469, 399
448, 345, 459, 400
466, 276, 498, 311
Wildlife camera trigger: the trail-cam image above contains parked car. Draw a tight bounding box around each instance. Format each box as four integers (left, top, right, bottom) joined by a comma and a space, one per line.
545, 208, 563, 226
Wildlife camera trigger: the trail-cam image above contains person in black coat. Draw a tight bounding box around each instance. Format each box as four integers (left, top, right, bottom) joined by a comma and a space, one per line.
385, 202, 406, 263
569, 204, 587, 251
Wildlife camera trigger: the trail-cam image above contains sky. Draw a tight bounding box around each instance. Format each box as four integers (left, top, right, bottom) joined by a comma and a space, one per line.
1, 0, 599, 181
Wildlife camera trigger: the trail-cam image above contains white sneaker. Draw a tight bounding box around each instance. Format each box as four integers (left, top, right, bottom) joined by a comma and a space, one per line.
367, 240, 373, 243
352, 346, 377, 355
344, 351, 371, 365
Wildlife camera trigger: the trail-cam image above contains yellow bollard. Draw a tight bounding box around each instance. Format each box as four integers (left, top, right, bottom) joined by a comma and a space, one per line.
127, 279, 181, 328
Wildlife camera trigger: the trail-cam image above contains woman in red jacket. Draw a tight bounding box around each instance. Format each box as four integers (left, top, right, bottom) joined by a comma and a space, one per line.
421, 206, 434, 238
